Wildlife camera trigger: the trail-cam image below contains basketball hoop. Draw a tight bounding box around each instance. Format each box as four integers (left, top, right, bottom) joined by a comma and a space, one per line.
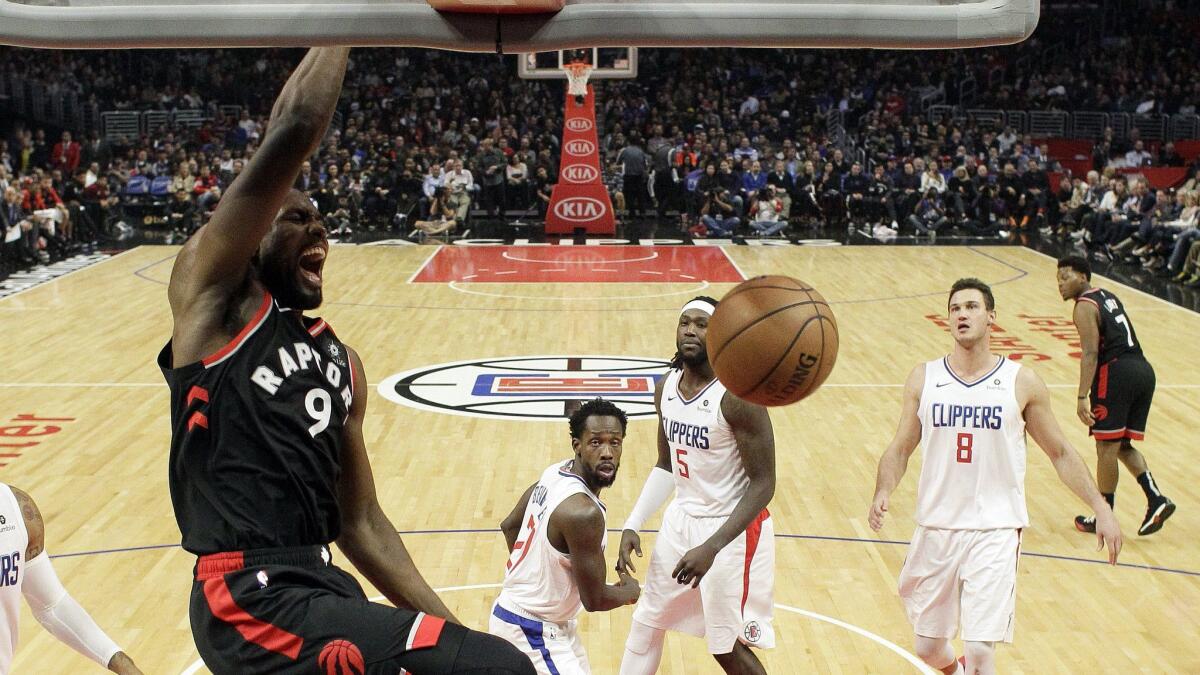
564, 62, 593, 99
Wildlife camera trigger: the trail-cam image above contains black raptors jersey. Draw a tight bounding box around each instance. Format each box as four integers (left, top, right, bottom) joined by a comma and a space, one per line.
1077, 288, 1143, 364
158, 291, 354, 555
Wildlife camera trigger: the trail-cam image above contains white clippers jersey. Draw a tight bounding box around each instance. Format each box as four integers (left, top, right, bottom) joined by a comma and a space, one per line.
660, 369, 746, 518
916, 356, 1029, 530
498, 462, 606, 624
0, 484, 29, 674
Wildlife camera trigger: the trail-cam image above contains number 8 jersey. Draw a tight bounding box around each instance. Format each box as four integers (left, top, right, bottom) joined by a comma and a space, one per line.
158, 290, 355, 555
915, 356, 1028, 530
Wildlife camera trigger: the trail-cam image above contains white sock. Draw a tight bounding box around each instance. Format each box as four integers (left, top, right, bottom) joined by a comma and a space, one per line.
619, 620, 666, 675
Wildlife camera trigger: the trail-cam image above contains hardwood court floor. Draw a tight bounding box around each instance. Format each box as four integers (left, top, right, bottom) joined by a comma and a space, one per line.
0, 244, 1196, 674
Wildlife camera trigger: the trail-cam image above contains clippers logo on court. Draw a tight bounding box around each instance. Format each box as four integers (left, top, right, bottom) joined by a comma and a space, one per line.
565, 118, 593, 132
564, 139, 596, 156
561, 163, 599, 183
553, 197, 607, 223
378, 356, 670, 421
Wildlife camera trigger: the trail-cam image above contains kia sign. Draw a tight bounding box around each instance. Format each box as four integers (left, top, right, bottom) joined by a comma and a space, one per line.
561, 163, 599, 183
553, 197, 607, 223
565, 118, 594, 132
564, 139, 595, 156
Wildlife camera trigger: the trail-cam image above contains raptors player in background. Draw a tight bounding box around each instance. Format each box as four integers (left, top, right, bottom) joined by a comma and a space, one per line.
490, 398, 640, 673
869, 278, 1122, 675
618, 296, 776, 675
0, 483, 141, 674
159, 48, 530, 674
1056, 255, 1175, 536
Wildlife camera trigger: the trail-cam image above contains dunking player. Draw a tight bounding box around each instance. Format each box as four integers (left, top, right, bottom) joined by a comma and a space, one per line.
490, 398, 640, 673
1056, 255, 1176, 535
618, 296, 776, 675
0, 483, 141, 673
158, 48, 531, 674
869, 279, 1122, 675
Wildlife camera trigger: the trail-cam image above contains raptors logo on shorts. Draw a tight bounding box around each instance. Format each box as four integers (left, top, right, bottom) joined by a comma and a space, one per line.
318, 639, 364, 675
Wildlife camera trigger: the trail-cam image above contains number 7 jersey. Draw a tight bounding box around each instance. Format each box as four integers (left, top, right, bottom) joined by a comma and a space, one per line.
915, 356, 1029, 530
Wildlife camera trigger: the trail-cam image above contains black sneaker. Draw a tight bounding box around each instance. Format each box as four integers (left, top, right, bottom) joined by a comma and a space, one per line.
1138, 497, 1176, 536
1074, 515, 1096, 533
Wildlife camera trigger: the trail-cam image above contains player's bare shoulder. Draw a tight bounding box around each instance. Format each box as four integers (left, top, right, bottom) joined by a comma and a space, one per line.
1014, 361, 1043, 409
719, 389, 770, 430
8, 485, 44, 559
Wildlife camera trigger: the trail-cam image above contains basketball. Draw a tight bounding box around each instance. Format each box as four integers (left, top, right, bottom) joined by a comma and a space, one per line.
706, 275, 839, 407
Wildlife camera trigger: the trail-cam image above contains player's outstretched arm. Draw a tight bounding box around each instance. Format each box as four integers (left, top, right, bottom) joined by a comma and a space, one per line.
168, 48, 349, 315
559, 496, 640, 611
11, 487, 142, 674
618, 377, 675, 575
334, 348, 460, 623
1019, 367, 1122, 564
500, 483, 536, 553
1071, 300, 1101, 427
868, 364, 925, 531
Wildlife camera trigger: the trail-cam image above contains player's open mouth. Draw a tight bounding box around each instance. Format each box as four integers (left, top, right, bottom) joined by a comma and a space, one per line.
298, 244, 326, 287
597, 464, 616, 479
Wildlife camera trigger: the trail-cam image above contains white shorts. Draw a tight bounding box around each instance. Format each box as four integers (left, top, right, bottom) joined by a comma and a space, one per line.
632, 501, 775, 654
898, 526, 1021, 643
489, 601, 589, 675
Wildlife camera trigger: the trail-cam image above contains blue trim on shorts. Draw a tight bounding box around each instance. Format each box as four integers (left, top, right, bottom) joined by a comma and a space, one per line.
492, 604, 560, 675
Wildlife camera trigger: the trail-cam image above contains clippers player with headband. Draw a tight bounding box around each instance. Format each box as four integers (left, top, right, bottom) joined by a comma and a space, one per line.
490, 398, 640, 674
0, 483, 141, 673
869, 278, 1122, 675
1056, 255, 1175, 536
618, 296, 777, 675
159, 48, 531, 674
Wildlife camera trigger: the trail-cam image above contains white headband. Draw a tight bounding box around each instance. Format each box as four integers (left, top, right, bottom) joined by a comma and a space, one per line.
680, 299, 717, 317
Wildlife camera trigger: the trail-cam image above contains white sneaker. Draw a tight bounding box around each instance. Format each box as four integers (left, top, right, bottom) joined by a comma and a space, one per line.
996, 230, 1008, 238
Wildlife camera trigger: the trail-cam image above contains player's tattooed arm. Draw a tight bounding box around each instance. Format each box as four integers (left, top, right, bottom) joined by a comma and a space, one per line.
11, 486, 44, 560
500, 483, 536, 553
335, 348, 460, 623
1071, 301, 1101, 427
558, 496, 640, 611
868, 363, 925, 531
11, 487, 144, 674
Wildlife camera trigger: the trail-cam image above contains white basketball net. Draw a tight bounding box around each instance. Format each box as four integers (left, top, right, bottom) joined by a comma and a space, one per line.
564, 63, 592, 97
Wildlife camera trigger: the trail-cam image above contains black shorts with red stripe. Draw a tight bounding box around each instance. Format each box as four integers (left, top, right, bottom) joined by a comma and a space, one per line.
1089, 356, 1155, 442
190, 546, 535, 675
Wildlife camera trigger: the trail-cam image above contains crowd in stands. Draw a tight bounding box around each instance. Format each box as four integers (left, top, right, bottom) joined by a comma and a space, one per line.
4, 4, 1200, 283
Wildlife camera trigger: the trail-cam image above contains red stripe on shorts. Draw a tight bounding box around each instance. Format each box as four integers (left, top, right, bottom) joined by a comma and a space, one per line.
202, 576, 303, 660
410, 613, 446, 649
1097, 362, 1109, 399
1093, 428, 1128, 440
741, 508, 770, 614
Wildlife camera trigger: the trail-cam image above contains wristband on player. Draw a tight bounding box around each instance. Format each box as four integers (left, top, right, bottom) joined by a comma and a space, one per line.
1077, 395, 1088, 399
622, 467, 675, 532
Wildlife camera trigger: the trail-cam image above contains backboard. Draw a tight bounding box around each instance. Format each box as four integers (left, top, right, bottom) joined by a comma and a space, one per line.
0, 0, 1040, 51
518, 47, 638, 80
